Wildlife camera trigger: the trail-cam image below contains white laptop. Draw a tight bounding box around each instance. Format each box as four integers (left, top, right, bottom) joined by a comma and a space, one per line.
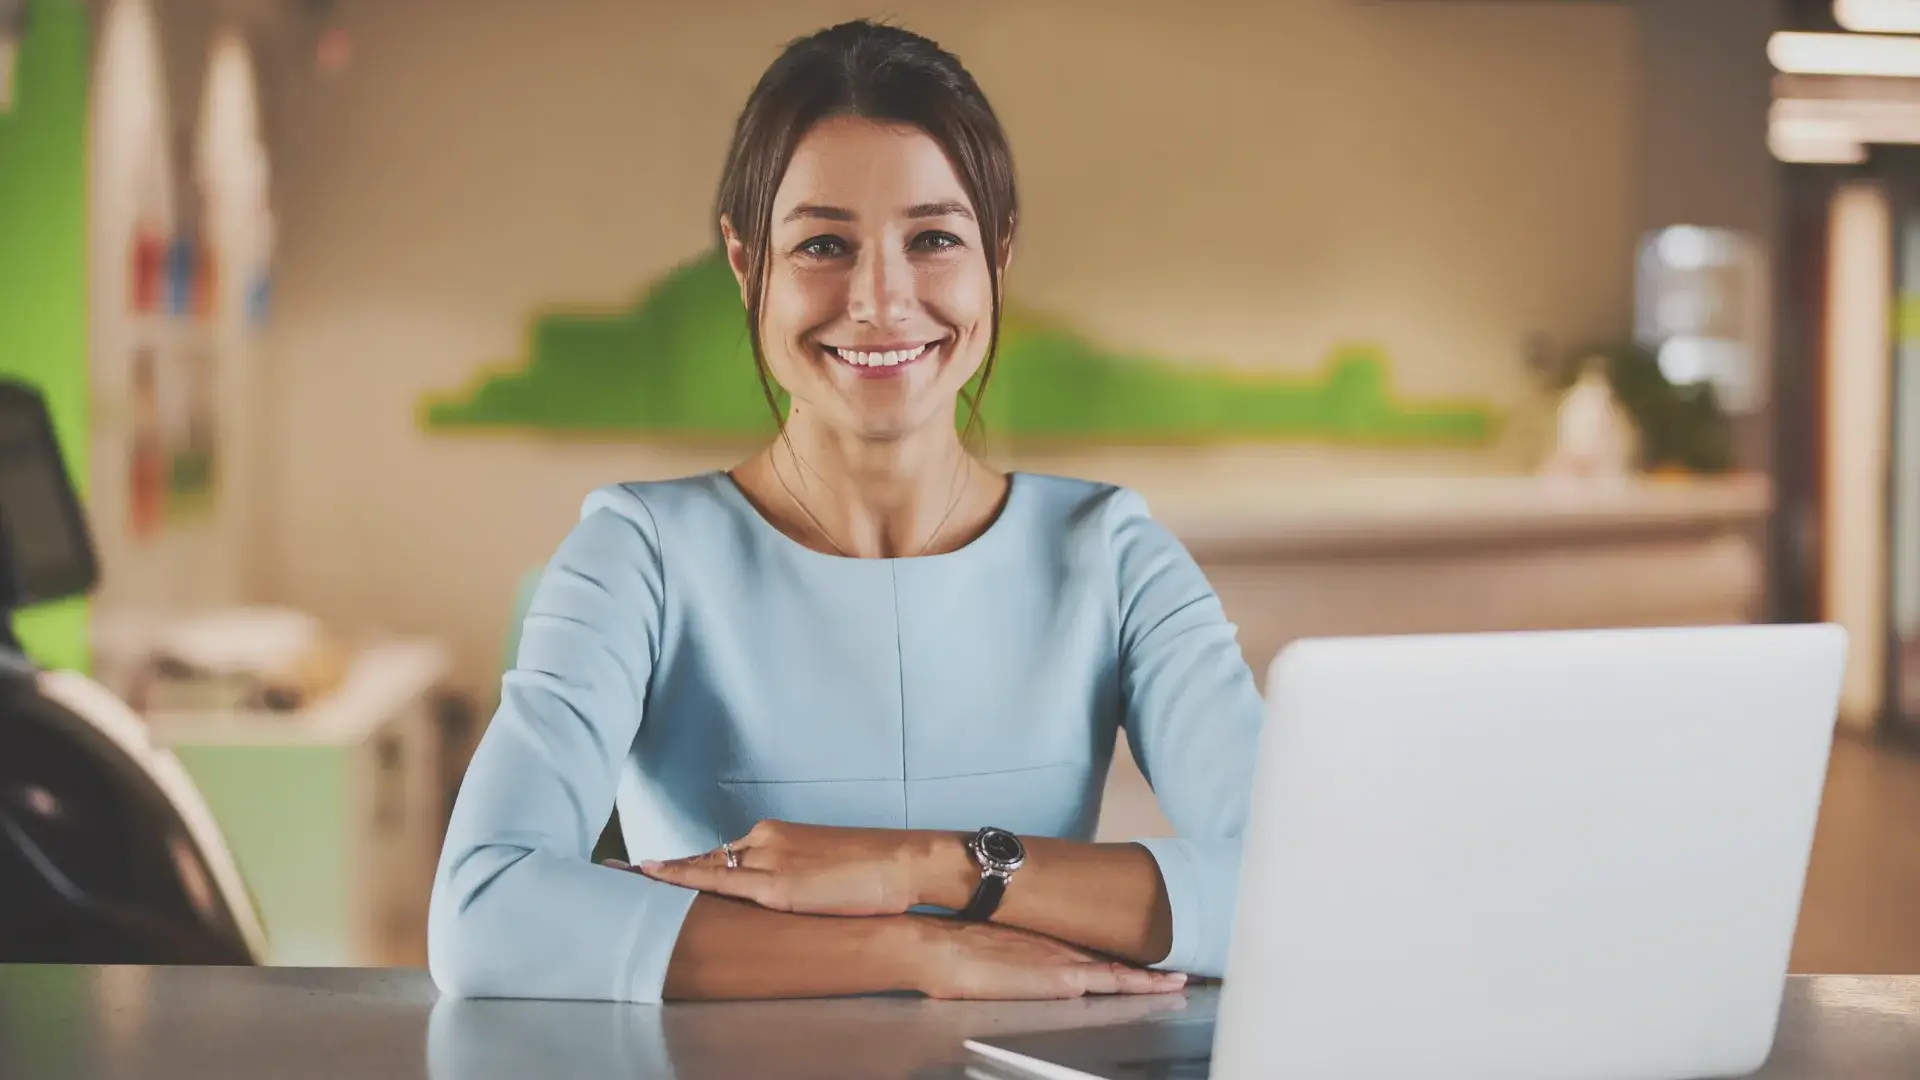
966, 624, 1847, 1080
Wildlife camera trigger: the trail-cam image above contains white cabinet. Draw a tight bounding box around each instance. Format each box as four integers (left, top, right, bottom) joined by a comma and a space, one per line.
146, 640, 452, 967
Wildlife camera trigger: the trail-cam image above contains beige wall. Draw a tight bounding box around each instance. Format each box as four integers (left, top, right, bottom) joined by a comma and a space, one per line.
259, 0, 1638, 690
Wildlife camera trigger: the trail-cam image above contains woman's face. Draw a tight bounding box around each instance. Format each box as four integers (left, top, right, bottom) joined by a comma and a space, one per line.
727, 115, 999, 442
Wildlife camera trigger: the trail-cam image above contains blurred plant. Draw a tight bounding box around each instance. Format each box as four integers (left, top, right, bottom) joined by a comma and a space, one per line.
1542, 342, 1735, 474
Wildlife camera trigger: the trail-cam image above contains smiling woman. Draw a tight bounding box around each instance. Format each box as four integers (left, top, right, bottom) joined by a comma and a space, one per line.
716, 30, 1014, 458
746, 118, 988, 423
427, 20, 1265, 1004
725, 109, 1007, 557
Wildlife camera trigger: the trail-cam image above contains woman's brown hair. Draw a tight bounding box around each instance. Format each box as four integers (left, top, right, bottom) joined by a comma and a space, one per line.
715, 20, 1018, 441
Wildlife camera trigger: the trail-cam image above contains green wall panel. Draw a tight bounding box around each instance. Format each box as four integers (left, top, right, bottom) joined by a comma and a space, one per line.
422, 249, 1498, 446
0, 0, 89, 670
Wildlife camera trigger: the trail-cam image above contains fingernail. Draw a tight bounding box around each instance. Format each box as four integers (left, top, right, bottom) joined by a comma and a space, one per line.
602, 858, 629, 868
639, 860, 663, 871
1162, 972, 1187, 984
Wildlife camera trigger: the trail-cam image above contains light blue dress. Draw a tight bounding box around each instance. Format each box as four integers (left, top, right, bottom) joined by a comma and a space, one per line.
428, 471, 1265, 1003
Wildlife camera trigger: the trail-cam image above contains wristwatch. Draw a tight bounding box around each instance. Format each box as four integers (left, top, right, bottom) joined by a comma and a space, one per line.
957, 826, 1026, 921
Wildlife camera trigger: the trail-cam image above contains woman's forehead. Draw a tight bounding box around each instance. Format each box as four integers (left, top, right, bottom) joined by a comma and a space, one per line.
774, 117, 972, 219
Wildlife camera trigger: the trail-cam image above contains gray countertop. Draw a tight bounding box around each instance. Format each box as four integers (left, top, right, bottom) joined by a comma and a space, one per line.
2, 966, 1916, 1079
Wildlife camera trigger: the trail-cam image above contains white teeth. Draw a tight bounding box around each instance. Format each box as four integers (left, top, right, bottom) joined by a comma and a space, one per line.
833, 344, 929, 368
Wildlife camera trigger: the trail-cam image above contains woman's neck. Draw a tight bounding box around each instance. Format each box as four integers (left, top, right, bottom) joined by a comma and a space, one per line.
738, 413, 1002, 558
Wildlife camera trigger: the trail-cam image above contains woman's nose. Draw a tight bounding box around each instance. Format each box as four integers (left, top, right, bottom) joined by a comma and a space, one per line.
846, 243, 913, 327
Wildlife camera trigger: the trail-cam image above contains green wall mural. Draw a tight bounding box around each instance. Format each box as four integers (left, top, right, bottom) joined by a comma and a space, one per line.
0, 0, 89, 672
421, 249, 1498, 445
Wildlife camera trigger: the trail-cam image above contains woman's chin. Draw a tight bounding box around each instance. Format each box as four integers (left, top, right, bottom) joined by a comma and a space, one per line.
845, 412, 930, 443
836, 396, 961, 443
780, 361, 981, 441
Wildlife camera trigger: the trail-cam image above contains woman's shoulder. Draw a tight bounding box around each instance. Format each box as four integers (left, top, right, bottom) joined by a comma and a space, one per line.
578, 472, 736, 526
564, 472, 761, 565
1009, 472, 1193, 589
1010, 471, 1156, 534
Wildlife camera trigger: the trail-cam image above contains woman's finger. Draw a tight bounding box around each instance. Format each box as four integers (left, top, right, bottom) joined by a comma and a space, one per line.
1067, 962, 1186, 997
1084, 989, 1191, 1022
649, 845, 735, 872
638, 859, 776, 903
1065, 962, 1127, 997
1111, 964, 1187, 995
638, 858, 732, 888
627, 843, 750, 879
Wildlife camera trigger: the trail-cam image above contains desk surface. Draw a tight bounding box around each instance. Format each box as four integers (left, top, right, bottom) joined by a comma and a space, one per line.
2, 966, 1916, 1080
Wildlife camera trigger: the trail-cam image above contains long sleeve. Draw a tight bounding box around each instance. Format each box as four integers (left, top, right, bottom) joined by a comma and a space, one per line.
428, 486, 698, 1003
1107, 489, 1265, 979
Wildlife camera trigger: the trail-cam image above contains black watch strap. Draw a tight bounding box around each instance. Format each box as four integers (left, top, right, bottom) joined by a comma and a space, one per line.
958, 872, 1008, 921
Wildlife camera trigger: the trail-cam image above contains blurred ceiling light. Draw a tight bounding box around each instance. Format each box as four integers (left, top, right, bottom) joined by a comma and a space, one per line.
0, 0, 24, 113
1769, 95, 1920, 159
1769, 116, 1869, 163
1770, 32, 1920, 77
1835, 0, 1920, 33
1775, 95, 1920, 127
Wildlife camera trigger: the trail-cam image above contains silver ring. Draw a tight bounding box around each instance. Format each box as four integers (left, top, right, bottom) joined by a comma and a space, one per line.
721, 840, 739, 869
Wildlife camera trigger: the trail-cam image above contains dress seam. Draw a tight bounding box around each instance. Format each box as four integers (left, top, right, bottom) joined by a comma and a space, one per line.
614, 481, 669, 673
891, 561, 909, 829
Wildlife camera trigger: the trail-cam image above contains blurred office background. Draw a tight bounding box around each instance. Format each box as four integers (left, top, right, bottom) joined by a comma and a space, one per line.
1, 0, 1917, 974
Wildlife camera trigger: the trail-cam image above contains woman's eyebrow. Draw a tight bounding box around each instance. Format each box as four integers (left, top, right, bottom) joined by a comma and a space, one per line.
904, 200, 973, 220
780, 200, 974, 224
781, 203, 856, 223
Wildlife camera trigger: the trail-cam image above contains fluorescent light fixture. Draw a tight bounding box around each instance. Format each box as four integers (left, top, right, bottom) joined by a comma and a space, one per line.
1769, 115, 1869, 163
1774, 96, 1920, 121
1835, 0, 1920, 33
1770, 31, 1920, 78
1765, 95, 1920, 160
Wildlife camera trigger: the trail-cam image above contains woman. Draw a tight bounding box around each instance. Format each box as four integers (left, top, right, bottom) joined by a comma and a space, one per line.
428, 20, 1263, 1004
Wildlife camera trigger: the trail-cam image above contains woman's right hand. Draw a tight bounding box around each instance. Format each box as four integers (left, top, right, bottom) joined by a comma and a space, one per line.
909, 917, 1188, 1000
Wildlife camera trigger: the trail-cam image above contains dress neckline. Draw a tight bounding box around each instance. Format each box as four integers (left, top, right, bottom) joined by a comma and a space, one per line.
708, 469, 1025, 565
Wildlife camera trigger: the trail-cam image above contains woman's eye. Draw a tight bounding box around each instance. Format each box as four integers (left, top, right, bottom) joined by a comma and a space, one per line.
797, 236, 849, 259
914, 231, 964, 252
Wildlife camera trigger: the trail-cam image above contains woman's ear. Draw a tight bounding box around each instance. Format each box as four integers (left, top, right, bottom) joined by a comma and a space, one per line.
720, 216, 751, 302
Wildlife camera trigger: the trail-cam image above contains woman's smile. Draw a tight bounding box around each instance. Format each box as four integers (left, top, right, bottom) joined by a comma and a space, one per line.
822, 338, 946, 379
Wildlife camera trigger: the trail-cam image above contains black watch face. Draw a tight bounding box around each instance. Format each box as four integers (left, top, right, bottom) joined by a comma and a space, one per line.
979, 829, 1023, 863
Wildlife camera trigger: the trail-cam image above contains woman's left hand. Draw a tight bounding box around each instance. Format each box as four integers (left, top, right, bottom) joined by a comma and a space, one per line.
617, 820, 958, 917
